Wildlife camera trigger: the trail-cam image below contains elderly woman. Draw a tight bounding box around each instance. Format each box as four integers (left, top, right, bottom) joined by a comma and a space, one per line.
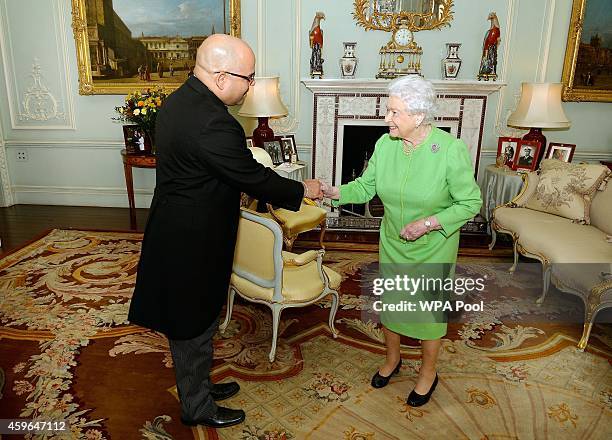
322, 75, 481, 406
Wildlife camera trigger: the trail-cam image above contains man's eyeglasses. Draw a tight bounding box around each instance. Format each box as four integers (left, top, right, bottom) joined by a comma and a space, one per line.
214, 71, 255, 85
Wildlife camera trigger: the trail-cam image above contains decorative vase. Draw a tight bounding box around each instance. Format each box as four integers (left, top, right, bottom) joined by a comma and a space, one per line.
339, 42, 358, 79
442, 43, 462, 80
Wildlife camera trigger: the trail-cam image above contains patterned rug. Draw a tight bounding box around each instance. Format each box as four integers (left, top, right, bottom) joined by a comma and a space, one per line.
0, 229, 610, 439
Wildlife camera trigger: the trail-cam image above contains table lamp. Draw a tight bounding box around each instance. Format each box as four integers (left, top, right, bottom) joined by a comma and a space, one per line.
238, 76, 288, 148
507, 82, 570, 167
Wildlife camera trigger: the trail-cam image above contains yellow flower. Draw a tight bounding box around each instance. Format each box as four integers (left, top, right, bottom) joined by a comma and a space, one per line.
141, 108, 147, 115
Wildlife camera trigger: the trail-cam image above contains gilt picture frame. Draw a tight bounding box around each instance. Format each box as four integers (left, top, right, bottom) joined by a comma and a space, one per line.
560, 0, 612, 102
71, 0, 241, 95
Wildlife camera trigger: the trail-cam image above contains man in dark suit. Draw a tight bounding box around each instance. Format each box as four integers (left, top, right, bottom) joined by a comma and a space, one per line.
517, 147, 534, 167
128, 34, 322, 429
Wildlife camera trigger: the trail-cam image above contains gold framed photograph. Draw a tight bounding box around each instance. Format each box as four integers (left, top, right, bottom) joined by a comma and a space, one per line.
561, 0, 612, 102
71, 0, 241, 95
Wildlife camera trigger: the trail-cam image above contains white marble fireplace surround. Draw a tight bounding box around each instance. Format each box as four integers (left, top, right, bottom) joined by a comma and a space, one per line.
302, 79, 505, 188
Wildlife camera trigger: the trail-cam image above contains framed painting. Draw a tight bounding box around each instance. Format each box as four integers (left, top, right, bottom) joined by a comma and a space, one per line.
561, 0, 612, 102
71, 0, 241, 95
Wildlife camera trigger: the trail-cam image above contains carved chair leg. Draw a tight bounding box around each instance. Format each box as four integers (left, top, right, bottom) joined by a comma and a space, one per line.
269, 305, 283, 362
488, 228, 497, 251
509, 239, 519, 273
577, 322, 594, 352
328, 289, 340, 338
284, 235, 297, 252
219, 287, 236, 334
577, 303, 597, 351
318, 219, 327, 249
536, 263, 551, 305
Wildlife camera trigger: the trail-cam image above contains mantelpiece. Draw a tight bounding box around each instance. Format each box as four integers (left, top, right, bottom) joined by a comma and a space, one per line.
302, 79, 505, 95
302, 78, 505, 185
302, 78, 505, 230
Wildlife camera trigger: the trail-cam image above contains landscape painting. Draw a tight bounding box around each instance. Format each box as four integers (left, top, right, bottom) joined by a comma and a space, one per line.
561, 0, 611, 102
71, 0, 241, 94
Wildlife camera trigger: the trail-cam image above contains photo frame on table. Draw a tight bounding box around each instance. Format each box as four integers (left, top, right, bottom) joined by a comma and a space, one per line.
70, 0, 241, 95
513, 140, 541, 172
123, 124, 146, 154
546, 142, 576, 163
280, 135, 298, 162
263, 139, 284, 165
246, 137, 254, 149
497, 137, 521, 168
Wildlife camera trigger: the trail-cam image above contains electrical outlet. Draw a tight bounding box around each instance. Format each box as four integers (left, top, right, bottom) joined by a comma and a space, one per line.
16, 149, 28, 161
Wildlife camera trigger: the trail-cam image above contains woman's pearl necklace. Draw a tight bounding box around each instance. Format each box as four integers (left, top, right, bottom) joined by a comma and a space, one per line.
402, 125, 431, 156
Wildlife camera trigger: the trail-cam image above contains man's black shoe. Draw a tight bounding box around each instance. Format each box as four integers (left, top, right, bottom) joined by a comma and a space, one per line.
181, 406, 246, 428
211, 382, 240, 401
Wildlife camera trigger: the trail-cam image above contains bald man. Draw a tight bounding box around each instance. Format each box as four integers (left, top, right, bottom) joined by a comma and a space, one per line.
128, 34, 321, 429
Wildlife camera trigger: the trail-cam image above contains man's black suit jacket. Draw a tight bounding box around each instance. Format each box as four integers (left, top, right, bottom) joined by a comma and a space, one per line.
128, 76, 304, 339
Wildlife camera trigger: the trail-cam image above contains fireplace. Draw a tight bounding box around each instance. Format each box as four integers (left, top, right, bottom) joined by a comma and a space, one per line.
302, 79, 504, 231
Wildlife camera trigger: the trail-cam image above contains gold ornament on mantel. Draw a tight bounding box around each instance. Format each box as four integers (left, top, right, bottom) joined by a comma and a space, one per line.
352, 0, 454, 79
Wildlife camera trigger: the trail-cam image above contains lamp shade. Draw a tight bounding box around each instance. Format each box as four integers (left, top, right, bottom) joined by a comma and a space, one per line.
238, 76, 288, 118
507, 83, 570, 129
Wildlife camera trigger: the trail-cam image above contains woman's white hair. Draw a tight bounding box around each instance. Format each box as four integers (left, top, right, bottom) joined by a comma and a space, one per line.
388, 75, 437, 122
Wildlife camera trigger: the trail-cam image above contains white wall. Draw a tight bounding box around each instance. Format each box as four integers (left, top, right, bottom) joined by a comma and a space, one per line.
0, 0, 610, 208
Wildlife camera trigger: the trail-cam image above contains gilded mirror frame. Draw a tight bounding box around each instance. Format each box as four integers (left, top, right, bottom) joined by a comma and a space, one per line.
352, 0, 454, 33
561, 0, 611, 102
71, 0, 241, 95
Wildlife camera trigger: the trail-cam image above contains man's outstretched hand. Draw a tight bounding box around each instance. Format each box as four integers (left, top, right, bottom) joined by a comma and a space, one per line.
303, 179, 323, 199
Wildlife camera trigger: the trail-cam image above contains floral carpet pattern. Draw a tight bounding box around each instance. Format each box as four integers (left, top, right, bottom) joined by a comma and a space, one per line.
0, 229, 610, 439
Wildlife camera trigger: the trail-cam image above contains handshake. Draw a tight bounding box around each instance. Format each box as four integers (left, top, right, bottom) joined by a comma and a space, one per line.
302, 179, 340, 200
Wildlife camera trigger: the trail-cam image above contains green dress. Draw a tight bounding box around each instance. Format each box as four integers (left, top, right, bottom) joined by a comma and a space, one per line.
333, 127, 482, 339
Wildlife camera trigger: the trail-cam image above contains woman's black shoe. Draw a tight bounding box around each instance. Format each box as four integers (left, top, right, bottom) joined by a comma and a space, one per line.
370, 359, 402, 388
407, 373, 438, 407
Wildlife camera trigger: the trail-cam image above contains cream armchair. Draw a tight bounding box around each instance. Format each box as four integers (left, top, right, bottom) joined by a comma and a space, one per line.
248, 147, 327, 250
219, 208, 341, 362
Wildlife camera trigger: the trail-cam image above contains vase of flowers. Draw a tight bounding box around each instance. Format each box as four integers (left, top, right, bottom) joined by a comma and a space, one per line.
113, 88, 167, 154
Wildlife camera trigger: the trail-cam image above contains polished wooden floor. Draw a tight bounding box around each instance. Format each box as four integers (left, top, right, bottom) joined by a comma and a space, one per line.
0, 205, 150, 255
0, 204, 511, 257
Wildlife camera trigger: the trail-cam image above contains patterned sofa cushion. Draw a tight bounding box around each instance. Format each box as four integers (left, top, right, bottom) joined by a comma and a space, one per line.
524, 159, 610, 224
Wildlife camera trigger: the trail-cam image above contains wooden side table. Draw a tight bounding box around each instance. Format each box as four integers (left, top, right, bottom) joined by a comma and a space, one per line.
121, 150, 156, 229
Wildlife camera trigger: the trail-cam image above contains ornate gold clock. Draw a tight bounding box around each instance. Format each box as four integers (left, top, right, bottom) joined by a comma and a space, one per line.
352, 0, 455, 79
377, 18, 422, 78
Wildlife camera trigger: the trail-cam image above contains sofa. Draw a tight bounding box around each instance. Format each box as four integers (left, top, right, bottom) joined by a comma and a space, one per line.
490, 159, 612, 350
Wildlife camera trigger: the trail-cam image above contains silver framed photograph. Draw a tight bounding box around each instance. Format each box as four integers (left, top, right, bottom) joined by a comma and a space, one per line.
280, 135, 298, 162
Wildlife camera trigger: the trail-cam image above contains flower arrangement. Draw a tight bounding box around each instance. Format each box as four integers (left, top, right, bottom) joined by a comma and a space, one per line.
113, 88, 167, 136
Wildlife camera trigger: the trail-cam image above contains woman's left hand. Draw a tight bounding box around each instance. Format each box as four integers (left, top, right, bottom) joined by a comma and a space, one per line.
400, 217, 439, 241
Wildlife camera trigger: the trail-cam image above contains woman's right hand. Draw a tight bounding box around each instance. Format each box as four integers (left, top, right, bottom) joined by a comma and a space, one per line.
320, 181, 340, 200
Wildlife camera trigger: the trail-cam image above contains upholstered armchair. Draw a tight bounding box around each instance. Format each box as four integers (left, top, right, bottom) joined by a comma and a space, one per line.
219, 208, 341, 361
248, 147, 327, 250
